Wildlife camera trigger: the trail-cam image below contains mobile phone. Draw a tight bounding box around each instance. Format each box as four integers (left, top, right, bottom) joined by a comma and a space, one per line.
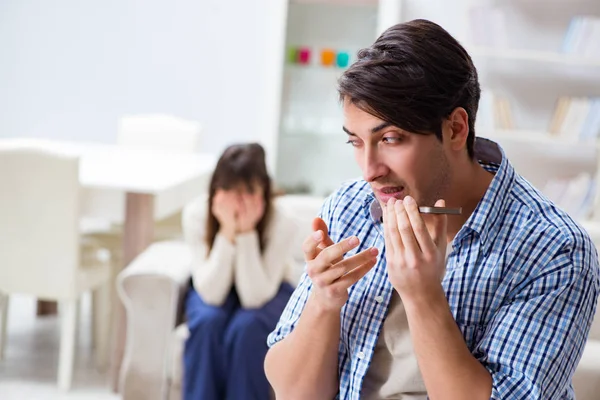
418, 206, 462, 215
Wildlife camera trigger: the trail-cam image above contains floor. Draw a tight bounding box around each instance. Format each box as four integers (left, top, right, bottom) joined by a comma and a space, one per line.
0, 294, 119, 400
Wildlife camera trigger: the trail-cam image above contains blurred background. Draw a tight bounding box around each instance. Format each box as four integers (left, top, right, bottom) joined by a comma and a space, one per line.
2, 0, 600, 399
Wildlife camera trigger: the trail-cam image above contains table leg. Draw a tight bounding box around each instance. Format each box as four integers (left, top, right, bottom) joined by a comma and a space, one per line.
36, 300, 58, 316
110, 192, 155, 392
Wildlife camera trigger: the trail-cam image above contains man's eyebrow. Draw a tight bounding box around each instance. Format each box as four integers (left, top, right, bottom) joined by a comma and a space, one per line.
371, 122, 393, 134
343, 122, 394, 136
342, 126, 356, 136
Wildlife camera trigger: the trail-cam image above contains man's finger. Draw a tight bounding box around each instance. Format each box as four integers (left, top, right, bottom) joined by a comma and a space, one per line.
312, 217, 335, 247
319, 247, 379, 284
302, 229, 324, 262
386, 198, 403, 253
394, 199, 419, 255
422, 199, 448, 249
317, 235, 361, 266
332, 258, 378, 289
403, 196, 436, 255
383, 200, 394, 258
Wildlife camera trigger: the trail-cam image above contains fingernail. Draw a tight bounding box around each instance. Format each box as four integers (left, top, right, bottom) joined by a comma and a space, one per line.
370, 247, 379, 256
348, 236, 359, 246
404, 196, 414, 205
313, 231, 322, 241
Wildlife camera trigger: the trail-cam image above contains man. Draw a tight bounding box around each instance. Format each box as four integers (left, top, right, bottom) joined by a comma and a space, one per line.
264, 19, 600, 400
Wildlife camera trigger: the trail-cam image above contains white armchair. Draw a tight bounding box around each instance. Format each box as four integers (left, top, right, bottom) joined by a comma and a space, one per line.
0, 145, 113, 391
116, 194, 324, 400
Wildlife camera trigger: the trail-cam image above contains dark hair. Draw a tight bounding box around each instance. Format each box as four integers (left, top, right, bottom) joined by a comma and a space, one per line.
338, 19, 480, 158
205, 143, 272, 253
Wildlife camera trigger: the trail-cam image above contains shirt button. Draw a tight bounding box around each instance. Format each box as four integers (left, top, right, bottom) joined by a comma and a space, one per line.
357, 351, 365, 360
375, 296, 384, 304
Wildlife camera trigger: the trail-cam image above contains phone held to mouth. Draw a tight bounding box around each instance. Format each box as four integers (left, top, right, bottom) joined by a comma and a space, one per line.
418, 206, 462, 215
370, 199, 462, 223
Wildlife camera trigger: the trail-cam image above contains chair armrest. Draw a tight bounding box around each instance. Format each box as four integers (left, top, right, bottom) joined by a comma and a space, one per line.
117, 241, 192, 400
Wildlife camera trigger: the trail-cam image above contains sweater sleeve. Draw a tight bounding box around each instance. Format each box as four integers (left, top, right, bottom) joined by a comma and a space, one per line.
182, 197, 235, 306
234, 207, 298, 309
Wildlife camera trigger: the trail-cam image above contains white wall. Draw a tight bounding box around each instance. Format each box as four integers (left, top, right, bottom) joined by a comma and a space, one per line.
0, 0, 285, 164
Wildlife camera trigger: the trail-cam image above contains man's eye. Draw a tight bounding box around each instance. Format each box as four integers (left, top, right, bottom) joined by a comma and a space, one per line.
346, 139, 362, 148
382, 137, 402, 144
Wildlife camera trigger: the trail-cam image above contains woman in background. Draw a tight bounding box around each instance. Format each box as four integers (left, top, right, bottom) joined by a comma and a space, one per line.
182, 143, 299, 400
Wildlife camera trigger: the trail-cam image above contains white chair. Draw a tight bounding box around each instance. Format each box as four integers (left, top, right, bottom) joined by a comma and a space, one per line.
117, 114, 202, 154
87, 114, 204, 260
79, 115, 204, 287
0, 145, 113, 391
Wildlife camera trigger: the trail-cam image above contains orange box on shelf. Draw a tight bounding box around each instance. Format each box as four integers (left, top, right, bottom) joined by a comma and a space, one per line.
320, 49, 336, 66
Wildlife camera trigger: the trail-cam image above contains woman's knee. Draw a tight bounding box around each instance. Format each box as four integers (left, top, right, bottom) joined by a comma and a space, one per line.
225, 309, 269, 347
186, 291, 232, 332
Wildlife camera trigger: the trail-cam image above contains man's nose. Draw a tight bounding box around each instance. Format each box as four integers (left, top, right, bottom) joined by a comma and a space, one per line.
363, 151, 386, 182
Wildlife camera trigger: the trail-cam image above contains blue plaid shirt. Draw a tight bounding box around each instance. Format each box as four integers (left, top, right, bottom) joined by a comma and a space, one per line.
268, 139, 600, 399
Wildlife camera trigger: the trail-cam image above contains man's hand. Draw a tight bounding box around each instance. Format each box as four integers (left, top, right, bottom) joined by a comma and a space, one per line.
384, 196, 447, 303
303, 217, 379, 311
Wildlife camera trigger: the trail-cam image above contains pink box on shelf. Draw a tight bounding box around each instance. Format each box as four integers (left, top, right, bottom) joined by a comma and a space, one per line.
298, 47, 311, 65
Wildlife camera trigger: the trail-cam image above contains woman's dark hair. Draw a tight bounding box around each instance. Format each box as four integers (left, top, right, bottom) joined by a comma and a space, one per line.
205, 143, 272, 253
338, 19, 480, 158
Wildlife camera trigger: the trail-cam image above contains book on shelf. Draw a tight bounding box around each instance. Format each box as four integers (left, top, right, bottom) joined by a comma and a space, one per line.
548, 97, 600, 141
467, 6, 508, 48
562, 16, 600, 59
542, 173, 596, 220
476, 89, 515, 131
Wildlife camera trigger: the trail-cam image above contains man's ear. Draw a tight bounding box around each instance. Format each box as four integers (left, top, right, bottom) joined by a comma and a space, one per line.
445, 107, 469, 152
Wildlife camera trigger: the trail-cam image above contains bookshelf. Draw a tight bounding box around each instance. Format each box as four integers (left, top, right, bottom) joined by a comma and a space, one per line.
463, 0, 600, 222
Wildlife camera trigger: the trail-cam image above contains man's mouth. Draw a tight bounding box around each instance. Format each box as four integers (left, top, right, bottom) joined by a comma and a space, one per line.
381, 186, 403, 195
375, 186, 406, 203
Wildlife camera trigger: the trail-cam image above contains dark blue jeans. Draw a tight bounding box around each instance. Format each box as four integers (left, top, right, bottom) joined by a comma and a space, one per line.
183, 283, 293, 400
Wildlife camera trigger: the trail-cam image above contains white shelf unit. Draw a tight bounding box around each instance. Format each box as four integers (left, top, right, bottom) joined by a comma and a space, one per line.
273, 0, 402, 196
461, 0, 600, 221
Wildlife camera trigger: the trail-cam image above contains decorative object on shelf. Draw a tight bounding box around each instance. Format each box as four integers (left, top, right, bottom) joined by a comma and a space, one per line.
562, 16, 600, 59
287, 47, 299, 64
336, 51, 350, 68
320, 48, 336, 66
298, 47, 311, 65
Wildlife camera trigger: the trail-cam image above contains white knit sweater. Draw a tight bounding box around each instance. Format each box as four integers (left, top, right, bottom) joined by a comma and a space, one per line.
182, 196, 301, 309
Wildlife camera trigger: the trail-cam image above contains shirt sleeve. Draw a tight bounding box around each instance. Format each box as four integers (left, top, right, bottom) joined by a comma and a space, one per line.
475, 241, 599, 399
267, 194, 334, 347
182, 197, 236, 306
234, 209, 299, 308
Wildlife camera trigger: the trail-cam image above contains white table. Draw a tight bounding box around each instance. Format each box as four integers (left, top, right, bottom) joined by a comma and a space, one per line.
0, 138, 216, 390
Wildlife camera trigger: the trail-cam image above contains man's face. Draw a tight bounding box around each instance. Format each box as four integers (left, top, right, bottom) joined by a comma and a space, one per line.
343, 101, 452, 208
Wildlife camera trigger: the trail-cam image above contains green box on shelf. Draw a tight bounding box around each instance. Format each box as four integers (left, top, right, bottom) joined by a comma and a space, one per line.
336, 51, 350, 68
287, 47, 298, 64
